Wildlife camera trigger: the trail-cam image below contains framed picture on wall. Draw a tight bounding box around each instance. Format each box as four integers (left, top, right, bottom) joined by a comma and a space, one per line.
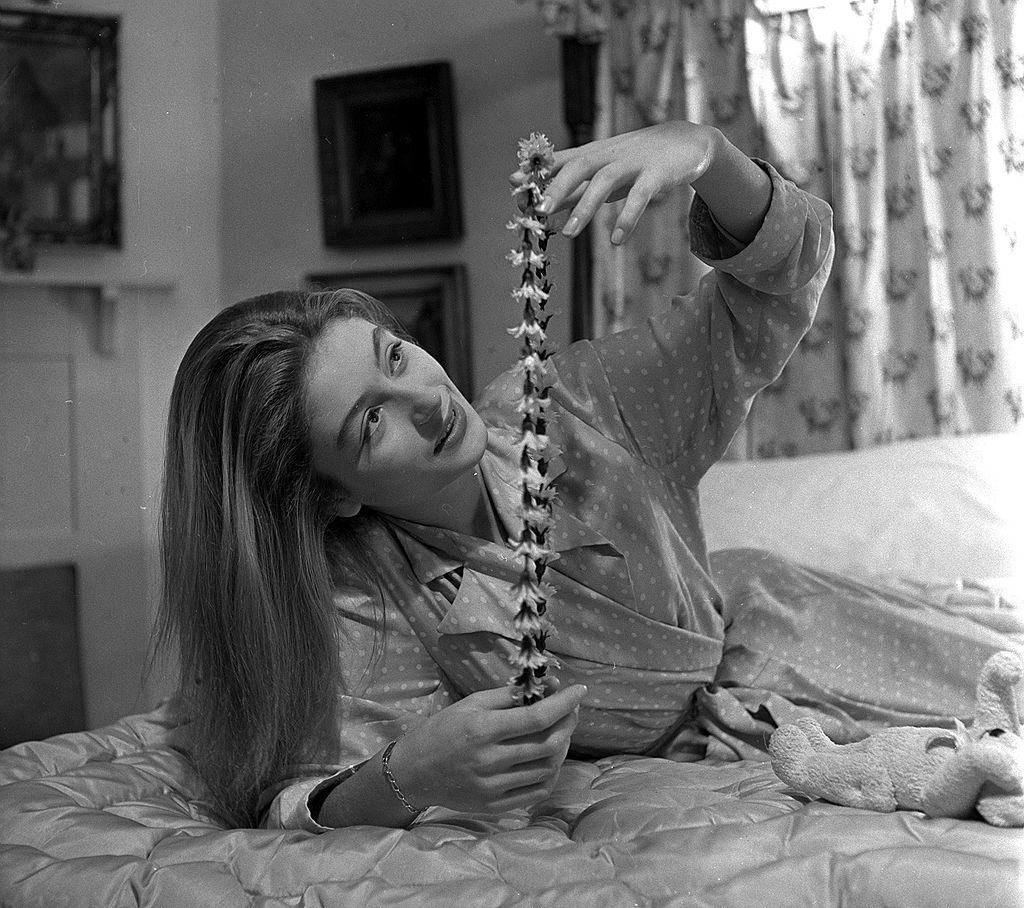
313, 61, 462, 246
307, 264, 473, 396
0, 10, 120, 247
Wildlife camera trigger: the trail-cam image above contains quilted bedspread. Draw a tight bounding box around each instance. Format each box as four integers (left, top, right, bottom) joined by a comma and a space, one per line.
1, 702, 1021, 908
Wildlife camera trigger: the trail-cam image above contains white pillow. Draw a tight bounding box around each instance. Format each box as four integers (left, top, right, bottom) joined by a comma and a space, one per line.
699, 432, 1024, 581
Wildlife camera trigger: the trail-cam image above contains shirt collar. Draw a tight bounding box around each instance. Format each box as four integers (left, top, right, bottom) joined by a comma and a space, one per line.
483, 424, 615, 553
479, 426, 556, 539
386, 521, 465, 585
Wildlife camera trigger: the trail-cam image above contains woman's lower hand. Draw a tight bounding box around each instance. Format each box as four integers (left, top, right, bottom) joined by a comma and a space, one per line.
513, 121, 724, 246
388, 683, 588, 813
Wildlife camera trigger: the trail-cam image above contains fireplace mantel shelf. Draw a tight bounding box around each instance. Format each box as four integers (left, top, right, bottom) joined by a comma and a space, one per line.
0, 269, 177, 356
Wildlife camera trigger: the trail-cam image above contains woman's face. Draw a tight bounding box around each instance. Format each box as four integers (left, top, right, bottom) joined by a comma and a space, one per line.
305, 317, 488, 514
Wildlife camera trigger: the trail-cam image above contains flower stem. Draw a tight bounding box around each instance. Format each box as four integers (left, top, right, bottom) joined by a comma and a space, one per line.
506, 133, 559, 705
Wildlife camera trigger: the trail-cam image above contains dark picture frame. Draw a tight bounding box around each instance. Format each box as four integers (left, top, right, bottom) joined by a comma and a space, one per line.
0, 9, 121, 247
314, 61, 462, 247
307, 265, 473, 396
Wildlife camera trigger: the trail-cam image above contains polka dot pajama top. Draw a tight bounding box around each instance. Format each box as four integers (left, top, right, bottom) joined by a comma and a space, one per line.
263, 162, 835, 831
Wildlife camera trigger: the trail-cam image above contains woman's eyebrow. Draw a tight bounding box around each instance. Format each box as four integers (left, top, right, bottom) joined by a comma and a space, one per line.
334, 324, 384, 450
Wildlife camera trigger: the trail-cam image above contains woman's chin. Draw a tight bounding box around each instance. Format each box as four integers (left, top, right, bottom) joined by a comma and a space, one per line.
462, 410, 489, 462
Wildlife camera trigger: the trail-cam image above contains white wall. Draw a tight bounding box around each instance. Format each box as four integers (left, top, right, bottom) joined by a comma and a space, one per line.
4, 0, 222, 715
219, 0, 570, 394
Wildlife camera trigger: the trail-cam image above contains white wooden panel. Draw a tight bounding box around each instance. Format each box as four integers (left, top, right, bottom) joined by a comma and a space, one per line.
1, 283, 149, 727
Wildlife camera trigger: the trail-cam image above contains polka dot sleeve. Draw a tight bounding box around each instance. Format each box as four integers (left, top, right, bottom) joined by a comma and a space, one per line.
551, 161, 834, 479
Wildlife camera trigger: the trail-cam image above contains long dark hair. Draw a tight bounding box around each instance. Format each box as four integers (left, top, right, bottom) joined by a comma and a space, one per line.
156, 288, 407, 826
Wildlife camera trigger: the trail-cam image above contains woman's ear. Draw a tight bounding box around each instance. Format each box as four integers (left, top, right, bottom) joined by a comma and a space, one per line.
320, 478, 362, 519
333, 493, 362, 519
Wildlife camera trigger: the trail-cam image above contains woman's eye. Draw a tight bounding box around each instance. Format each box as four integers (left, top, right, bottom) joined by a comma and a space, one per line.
388, 341, 404, 372
363, 407, 383, 442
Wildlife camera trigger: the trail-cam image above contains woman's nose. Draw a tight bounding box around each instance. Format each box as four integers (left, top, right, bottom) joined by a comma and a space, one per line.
409, 388, 443, 434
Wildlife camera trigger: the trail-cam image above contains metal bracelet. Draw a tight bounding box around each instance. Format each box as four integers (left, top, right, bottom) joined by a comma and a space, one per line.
381, 739, 423, 817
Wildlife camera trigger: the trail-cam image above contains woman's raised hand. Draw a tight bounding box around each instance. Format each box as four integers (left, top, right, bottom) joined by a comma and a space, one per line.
513, 121, 723, 246
389, 684, 587, 813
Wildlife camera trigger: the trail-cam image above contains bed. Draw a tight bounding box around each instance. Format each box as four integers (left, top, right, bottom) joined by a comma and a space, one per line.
1, 432, 1022, 907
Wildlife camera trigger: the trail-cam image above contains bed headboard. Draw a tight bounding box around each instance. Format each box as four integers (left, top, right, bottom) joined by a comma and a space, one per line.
699, 432, 1024, 581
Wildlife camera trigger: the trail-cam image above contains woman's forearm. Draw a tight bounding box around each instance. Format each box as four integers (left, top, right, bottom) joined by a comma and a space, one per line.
691, 128, 773, 246
315, 745, 422, 829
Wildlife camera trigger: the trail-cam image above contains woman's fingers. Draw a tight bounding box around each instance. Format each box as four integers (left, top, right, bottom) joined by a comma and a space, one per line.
536, 152, 607, 217
479, 752, 569, 811
513, 122, 722, 243
538, 183, 587, 219
494, 754, 575, 809
477, 687, 581, 762
541, 156, 657, 240
610, 179, 659, 245
508, 171, 586, 226
502, 685, 588, 737
489, 708, 577, 782
490, 781, 554, 812
501, 705, 578, 749
458, 684, 584, 729
455, 684, 584, 752
461, 685, 521, 710
556, 163, 631, 237
408, 684, 585, 812
496, 758, 561, 794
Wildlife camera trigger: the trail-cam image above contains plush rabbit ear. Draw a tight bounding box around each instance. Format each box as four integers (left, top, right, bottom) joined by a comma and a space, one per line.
924, 732, 959, 753
974, 651, 1024, 735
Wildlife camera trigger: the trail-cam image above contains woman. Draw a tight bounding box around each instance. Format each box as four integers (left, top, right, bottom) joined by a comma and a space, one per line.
159, 120, 835, 830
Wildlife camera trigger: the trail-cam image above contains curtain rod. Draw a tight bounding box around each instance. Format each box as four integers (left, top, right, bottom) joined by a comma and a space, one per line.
752, 1, 838, 14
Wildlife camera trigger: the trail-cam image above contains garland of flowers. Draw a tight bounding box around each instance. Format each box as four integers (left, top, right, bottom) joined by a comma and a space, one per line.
505, 133, 559, 704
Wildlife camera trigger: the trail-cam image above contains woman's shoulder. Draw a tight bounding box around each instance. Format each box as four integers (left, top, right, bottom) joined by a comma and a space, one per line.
473, 362, 517, 404
473, 337, 602, 419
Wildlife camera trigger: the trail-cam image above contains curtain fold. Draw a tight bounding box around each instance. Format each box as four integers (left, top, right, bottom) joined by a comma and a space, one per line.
527, 0, 1024, 456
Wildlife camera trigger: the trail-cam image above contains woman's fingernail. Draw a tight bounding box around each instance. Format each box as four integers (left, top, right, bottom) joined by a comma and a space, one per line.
562, 216, 579, 237
611, 228, 624, 245
536, 196, 552, 214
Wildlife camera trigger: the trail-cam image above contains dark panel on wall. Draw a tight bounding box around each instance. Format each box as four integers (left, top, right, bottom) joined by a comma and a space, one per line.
0, 563, 85, 747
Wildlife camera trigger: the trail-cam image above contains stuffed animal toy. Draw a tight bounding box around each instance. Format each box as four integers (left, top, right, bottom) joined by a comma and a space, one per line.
768, 650, 1024, 827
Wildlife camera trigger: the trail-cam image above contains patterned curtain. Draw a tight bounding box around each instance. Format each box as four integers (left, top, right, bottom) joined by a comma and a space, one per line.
526, 0, 1024, 457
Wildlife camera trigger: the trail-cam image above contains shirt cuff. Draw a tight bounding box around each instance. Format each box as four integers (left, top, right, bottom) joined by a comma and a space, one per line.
262, 765, 359, 832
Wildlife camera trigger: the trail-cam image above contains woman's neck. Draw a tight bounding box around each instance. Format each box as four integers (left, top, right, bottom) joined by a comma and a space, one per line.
378, 463, 504, 542
441, 468, 504, 541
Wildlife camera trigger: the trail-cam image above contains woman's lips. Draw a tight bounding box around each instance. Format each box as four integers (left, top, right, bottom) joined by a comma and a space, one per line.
435, 396, 465, 454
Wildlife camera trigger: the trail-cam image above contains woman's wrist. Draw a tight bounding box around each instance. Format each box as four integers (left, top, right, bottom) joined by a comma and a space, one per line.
315, 740, 429, 829
690, 127, 772, 245
381, 739, 426, 817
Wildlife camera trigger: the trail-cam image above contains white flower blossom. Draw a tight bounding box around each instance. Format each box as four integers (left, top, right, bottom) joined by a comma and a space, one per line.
516, 352, 548, 375
511, 179, 544, 197
517, 132, 556, 174
506, 215, 547, 238
511, 640, 550, 670
511, 576, 556, 605
513, 614, 546, 639
506, 248, 547, 268
512, 283, 550, 304
507, 320, 547, 343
